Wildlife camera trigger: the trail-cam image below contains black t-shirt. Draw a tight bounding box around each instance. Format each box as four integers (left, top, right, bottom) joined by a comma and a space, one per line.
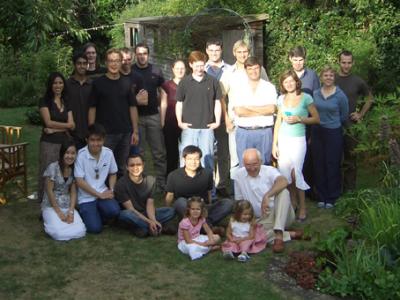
114, 174, 156, 214
66, 77, 92, 140
86, 66, 107, 80
89, 75, 137, 134
165, 167, 213, 201
132, 64, 165, 116
176, 73, 222, 128
39, 97, 71, 144
121, 71, 145, 96
335, 74, 369, 125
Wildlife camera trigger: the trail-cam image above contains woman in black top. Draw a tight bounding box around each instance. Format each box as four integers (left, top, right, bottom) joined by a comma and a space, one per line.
38, 72, 75, 201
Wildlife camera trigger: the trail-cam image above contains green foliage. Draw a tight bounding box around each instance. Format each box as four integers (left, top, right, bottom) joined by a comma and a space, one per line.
318, 242, 400, 299
0, 40, 72, 107
25, 107, 41, 125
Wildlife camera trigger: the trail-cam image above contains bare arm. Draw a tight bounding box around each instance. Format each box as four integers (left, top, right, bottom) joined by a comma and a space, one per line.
176, 101, 192, 129
45, 177, 66, 221
108, 174, 117, 191
88, 107, 96, 126
40, 107, 74, 130
165, 192, 174, 206
207, 99, 221, 129
272, 108, 283, 159
160, 88, 167, 128
129, 106, 139, 145
261, 176, 288, 215
203, 222, 219, 245
66, 181, 77, 224
352, 92, 373, 121
234, 104, 276, 117
146, 198, 162, 233
284, 103, 320, 125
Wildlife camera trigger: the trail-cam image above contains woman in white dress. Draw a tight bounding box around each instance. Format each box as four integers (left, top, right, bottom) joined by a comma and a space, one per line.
41, 141, 86, 240
272, 70, 319, 222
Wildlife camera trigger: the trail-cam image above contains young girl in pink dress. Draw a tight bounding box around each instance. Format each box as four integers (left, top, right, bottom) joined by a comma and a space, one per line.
222, 200, 267, 262
177, 197, 221, 260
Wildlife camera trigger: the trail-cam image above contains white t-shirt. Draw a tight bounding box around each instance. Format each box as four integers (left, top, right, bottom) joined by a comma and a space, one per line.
75, 146, 118, 204
231, 220, 251, 238
232, 165, 281, 218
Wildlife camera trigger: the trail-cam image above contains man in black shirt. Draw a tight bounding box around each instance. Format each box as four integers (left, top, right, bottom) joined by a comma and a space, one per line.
88, 48, 139, 178
132, 43, 167, 191
66, 52, 92, 149
165, 145, 233, 226
115, 154, 175, 237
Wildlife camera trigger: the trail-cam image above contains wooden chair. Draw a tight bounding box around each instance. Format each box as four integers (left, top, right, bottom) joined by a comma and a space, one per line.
0, 125, 28, 203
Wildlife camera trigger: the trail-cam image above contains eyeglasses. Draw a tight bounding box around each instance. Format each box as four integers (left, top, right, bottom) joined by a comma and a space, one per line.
94, 167, 99, 180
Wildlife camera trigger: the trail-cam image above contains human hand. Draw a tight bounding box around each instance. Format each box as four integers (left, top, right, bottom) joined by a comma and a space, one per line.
207, 122, 220, 130
149, 220, 162, 236
44, 128, 53, 134
350, 112, 362, 122
66, 211, 74, 224
131, 131, 139, 145
285, 115, 301, 124
56, 210, 67, 222
98, 189, 114, 200
225, 118, 235, 133
261, 195, 271, 216
136, 89, 148, 106
178, 122, 192, 130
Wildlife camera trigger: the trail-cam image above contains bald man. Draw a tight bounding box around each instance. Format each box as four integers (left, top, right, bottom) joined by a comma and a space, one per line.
232, 148, 301, 253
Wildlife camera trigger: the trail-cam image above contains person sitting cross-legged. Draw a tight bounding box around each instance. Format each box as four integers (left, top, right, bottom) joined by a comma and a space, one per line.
114, 154, 176, 237
232, 148, 305, 253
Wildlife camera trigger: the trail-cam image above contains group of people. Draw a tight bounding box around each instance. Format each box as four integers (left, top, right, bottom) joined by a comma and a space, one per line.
37, 38, 372, 260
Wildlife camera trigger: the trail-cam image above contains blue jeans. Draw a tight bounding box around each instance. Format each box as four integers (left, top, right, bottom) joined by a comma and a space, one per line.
311, 125, 343, 204
180, 128, 214, 171
236, 127, 273, 166
79, 199, 120, 234
118, 207, 175, 234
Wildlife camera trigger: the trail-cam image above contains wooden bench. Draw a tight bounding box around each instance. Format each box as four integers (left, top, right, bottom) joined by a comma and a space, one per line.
0, 125, 29, 203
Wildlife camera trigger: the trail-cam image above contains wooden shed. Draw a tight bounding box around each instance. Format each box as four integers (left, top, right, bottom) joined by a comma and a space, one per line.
124, 13, 269, 79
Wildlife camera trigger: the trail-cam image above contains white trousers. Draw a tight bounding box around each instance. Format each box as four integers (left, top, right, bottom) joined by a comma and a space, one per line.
178, 235, 211, 260
42, 207, 86, 241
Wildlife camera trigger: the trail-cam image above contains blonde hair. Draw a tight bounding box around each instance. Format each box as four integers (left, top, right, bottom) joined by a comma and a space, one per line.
232, 40, 250, 53
319, 65, 336, 78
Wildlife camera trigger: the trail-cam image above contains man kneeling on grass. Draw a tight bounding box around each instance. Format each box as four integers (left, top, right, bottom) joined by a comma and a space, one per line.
114, 154, 176, 237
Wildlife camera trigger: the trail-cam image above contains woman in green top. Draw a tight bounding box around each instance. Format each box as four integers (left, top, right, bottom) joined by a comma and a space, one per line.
272, 70, 319, 221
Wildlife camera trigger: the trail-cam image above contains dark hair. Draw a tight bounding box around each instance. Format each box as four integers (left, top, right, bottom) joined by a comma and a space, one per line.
72, 51, 88, 65
126, 153, 144, 165
120, 47, 133, 55
232, 200, 255, 223
86, 123, 106, 139
338, 50, 353, 62
185, 196, 208, 218
279, 70, 302, 95
206, 38, 223, 48
135, 43, 150, 55
182, 145, 202, 159
244, 56, 261, 68
43, 72, 67, 107
83, 42, 97, 53
172, 59, 185, 68
288, 46, 307, 59
58, 140, 77, 175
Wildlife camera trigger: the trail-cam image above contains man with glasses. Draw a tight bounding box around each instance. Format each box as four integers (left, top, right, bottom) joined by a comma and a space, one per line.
88, 48, 139, 178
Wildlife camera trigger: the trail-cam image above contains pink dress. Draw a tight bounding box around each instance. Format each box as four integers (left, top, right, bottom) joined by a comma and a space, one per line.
178, 217, 211, 260
221, 221, 267, 254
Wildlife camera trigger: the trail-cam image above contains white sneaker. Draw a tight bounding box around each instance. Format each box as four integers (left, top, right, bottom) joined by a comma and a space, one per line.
238, 253, 249, 262
27, 192, 38, 200
223, 251, 234, 259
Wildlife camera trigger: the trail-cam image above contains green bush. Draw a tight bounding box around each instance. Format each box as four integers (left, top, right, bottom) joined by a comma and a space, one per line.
0, 39, 72, 108
25, 107, 42, 126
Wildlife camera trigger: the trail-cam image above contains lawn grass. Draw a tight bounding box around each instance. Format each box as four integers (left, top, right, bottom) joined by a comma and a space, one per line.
0, 107, 379, 299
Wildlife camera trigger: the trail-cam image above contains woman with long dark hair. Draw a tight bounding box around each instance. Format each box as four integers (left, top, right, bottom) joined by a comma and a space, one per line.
41, 141, 86, 240
38, 72, 75, 201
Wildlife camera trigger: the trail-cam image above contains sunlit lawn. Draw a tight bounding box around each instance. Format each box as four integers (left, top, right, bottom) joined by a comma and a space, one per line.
0, 107, 379, 299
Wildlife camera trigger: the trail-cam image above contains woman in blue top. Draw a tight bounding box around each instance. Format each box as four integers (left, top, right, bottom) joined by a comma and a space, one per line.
312, 66, 349, 208
273, 70, 320, 222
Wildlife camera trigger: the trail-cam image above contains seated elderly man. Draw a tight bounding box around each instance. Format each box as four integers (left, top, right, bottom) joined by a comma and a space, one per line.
232, 148, 303, 253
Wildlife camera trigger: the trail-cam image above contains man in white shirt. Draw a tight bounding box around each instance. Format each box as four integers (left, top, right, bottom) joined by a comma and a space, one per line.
232, 57, 277, 166
232, 148, 300, 253
75, 123, 120, 233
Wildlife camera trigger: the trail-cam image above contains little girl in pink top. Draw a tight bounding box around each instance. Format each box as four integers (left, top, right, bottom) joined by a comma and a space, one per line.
222, 200, 267, 262
178, 197, 221, 260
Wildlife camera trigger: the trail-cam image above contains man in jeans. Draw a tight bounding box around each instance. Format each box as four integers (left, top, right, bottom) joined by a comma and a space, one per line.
176, 50, 222, 172
88, 48, 139, 178
75, 124, 120, 233
114, 154, 176, 237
